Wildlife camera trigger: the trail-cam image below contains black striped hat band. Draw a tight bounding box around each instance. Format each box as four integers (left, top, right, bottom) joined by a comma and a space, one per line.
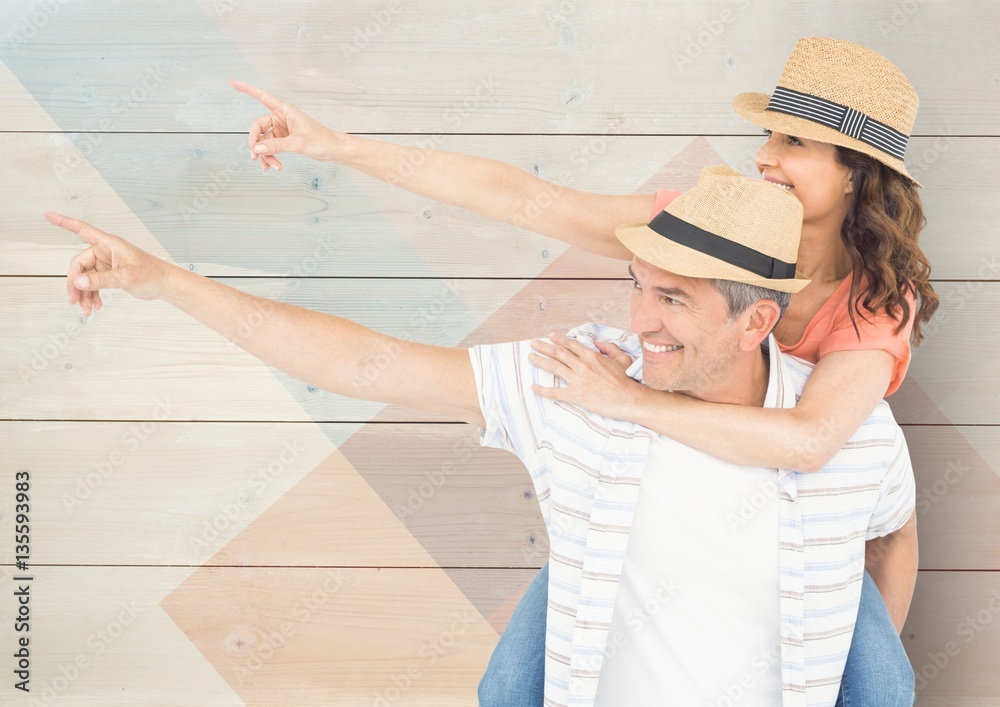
765, 86, 909, 160
647, 211, 798, 280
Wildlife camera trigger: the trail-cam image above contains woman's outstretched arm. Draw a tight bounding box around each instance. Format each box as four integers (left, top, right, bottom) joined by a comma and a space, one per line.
231, 80, 653, 260
529, 336, 894, 473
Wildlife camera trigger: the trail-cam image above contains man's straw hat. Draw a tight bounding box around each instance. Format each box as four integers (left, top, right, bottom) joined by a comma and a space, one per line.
616, 166, 809, 294
732, 37, 920, 185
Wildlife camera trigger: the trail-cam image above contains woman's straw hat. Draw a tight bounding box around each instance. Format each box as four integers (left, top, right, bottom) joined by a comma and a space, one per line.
732, 37, 920, 185
616, 166, 809, 293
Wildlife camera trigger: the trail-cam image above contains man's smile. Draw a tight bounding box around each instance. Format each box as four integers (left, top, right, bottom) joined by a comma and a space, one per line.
642, 339, 683, 355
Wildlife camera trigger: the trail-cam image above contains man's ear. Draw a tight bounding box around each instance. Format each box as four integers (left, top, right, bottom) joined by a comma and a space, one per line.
739, 299, 782, 351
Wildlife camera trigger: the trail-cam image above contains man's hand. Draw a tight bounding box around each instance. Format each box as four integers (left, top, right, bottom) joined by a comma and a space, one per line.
48, 212, 177, 316
230, 79, 348, 170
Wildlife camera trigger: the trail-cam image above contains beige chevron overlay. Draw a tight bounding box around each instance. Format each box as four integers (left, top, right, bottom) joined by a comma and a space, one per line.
155, 136, 730, 704
4, 39, 1000, 704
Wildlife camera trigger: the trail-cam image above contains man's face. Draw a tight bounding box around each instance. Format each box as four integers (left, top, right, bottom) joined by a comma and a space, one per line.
628, 257, 746, 400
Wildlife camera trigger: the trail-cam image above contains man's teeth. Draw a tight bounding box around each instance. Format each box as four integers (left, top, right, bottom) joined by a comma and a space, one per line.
643, 341, 683, 354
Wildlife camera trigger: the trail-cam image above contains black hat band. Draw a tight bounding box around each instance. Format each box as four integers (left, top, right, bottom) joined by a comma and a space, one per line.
647, 211, 798, 280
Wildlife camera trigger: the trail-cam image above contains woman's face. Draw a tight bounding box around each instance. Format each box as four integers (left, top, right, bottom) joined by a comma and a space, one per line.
754, 131, 854, 229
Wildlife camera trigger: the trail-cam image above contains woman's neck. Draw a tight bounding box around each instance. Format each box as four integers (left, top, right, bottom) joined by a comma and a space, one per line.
796, 220, 853, 283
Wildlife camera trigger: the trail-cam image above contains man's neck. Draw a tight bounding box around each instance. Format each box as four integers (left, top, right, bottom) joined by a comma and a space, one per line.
683, 344, 771, 408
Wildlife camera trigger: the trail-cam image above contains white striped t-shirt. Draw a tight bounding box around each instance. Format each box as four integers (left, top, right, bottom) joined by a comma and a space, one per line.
469, 323, 915, 707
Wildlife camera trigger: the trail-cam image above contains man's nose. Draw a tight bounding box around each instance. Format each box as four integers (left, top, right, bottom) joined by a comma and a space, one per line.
630, 295, 659, 336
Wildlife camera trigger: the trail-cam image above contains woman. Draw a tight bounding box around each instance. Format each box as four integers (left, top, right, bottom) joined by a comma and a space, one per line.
234, 36, 935, 706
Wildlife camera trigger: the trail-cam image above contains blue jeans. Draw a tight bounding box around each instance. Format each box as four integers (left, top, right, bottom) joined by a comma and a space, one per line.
479, 564, 549, 706
478, 564, 914, 707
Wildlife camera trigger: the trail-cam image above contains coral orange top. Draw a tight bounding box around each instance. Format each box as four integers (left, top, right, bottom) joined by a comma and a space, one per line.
650, 190, 913, 395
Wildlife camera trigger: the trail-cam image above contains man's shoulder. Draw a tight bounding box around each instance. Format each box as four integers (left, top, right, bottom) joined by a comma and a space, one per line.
471, 324, 634, 371
566, 323, 640, 356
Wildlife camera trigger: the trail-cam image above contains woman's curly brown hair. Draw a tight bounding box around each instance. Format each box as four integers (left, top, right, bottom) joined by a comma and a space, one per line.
834, 147, 939, 345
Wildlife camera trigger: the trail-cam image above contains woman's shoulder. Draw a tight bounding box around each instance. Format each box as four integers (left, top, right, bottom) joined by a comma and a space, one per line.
780, 272, 914, 357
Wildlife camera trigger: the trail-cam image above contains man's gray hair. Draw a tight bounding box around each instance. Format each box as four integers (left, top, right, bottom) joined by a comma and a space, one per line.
709, 279, 791, 320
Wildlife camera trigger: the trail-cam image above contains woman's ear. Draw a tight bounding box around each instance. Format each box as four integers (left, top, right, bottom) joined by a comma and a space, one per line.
843, 166, 855, 196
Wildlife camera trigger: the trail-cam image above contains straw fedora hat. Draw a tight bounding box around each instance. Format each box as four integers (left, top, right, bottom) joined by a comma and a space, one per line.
616, 165, 809, 293
732, 37, 920, 185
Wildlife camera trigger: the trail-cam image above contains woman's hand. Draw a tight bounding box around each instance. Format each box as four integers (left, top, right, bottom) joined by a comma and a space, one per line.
529, 332, 647, 420
230, 79, 349, 170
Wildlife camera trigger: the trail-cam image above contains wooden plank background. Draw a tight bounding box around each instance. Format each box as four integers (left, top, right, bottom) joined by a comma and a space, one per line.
1, 0, 997, 704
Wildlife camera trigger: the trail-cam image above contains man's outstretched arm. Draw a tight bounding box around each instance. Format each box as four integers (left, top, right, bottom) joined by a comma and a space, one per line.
50, 212, 485, 427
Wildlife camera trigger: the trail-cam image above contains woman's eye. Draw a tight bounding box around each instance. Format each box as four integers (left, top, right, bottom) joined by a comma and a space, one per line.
631, 280, 641, 290
762, 129, 773, 138
786, 135, 803, 146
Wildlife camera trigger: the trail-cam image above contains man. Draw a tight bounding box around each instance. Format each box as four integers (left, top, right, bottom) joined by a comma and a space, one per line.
51, 166, 916, 706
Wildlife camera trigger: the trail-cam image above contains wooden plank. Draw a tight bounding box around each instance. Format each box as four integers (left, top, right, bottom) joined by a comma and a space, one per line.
0, 422, 544, 568
907, 427, 1000, 570
4, 419, 998, 570
0, 565, 243, 706
0, 274, 596, 422
0, 1, 993, 134
1, 132, 994, 280
904, 571, 1000, 703
0, 566, 995, 704
4, 276, 1000, 424
0, 565, 534, 706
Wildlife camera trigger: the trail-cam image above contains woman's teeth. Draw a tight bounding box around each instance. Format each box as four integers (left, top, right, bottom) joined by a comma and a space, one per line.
643, 341, 682, 354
